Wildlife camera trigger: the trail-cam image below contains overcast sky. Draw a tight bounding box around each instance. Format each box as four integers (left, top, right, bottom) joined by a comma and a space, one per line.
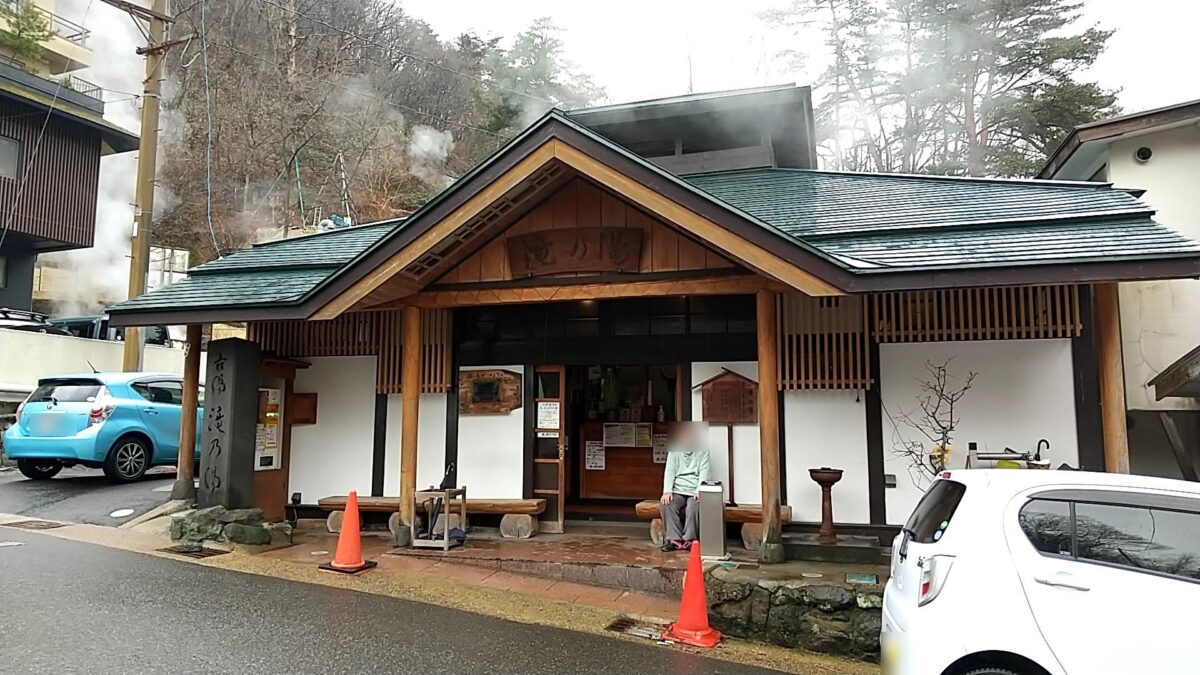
402, 0, 1200, 114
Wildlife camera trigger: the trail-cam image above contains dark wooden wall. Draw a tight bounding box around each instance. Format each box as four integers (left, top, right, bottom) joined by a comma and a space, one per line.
437, 177, 735, 284
0, 97, 103, 251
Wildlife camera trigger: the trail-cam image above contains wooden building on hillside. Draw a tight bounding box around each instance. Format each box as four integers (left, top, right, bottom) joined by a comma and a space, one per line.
109, 85, 1200, 560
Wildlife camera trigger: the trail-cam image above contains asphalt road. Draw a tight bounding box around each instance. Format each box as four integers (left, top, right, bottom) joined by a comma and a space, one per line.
0, 529, 778, 675
0, 465, 176, 524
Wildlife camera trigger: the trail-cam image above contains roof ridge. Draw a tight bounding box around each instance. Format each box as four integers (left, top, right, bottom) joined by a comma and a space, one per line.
566, 83, 800, 115
190, 262, 344, 276
806, 210, 1160, 240
249, 219, 404, 249
697, 166, 1117, 190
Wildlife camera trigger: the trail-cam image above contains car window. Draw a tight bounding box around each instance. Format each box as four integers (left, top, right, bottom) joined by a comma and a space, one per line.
30, 379, 102, 402
1074, 501, 1200, 581
60, 321, 94, 339
904, 479, 967, 544
1019, 498, 1073, 557
132, 381, 183, 405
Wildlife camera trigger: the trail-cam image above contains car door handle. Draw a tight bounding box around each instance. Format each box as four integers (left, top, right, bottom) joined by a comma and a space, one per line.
143, 408, 159, 415
1034, 575, 1090, 592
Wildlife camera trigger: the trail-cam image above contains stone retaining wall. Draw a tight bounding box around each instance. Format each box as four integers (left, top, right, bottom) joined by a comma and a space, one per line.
706, 565, 882, 661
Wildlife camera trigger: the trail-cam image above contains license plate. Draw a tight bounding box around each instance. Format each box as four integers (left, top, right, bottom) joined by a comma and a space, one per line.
31, 414, 67, 436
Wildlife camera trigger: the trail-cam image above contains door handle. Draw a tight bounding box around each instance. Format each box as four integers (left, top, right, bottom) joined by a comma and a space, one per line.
1034, 574, 1090, 592
143, 408, 159, 415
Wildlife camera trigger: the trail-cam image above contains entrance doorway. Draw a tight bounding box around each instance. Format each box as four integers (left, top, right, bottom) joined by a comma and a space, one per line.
544, 364, 686, 526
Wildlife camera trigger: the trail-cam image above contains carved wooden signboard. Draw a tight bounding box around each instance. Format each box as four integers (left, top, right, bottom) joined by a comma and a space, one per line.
459, 369, 523, 414
696, 369, 758, 424
507, 227, 643, 277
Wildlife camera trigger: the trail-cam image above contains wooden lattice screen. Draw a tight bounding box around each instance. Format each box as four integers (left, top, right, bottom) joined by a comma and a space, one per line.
248, 308, 452, 394
777, 293, 871, 391
870, 285, 1082, 343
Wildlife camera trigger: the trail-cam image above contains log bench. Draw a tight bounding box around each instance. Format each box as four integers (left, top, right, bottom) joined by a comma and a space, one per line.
633, 500, 793, 550
318, 495, 547, 539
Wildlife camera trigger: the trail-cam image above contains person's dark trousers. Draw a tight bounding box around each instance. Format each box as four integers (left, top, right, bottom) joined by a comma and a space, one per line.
659, 493, 698, 541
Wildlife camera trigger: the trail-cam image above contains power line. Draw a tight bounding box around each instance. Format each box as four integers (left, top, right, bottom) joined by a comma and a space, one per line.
249, 0, 554, 106
209, 40, 513, 141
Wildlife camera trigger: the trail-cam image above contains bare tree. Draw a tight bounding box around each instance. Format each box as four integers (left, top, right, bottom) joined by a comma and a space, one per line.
888, 358, 977, 487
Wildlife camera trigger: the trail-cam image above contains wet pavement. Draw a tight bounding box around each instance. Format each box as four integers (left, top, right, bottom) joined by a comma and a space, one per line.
0, 464, 175, 524
0, 527, 781, 675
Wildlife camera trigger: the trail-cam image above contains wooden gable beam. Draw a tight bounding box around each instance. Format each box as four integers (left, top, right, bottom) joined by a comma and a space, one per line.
312, 137, 844, 320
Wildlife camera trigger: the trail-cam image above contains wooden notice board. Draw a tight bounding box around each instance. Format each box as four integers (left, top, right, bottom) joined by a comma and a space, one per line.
696, 369, 758, 424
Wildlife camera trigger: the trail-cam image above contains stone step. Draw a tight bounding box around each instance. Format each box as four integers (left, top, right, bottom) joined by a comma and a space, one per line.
781, 532, 890, 565
445, 557, 685, 598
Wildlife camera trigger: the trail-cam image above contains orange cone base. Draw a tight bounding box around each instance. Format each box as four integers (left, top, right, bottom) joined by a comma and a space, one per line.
318, 559, 378, 576
662, 623, 722, 648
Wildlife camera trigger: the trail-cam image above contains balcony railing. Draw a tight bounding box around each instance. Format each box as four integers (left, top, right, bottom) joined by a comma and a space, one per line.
0, 0, 90, 46
55, 73, 101, 100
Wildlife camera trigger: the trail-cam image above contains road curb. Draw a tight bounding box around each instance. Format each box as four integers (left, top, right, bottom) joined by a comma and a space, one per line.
120, 499, 191, 529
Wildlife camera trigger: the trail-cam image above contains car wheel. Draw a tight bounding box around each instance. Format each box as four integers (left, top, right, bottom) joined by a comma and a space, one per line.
103, 437, 151, 483
16, 459, 62, 480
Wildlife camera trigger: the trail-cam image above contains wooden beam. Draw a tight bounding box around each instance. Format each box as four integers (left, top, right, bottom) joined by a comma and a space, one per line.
394, 274, 786, 309
311, 144, 558, 320
756, 290, 785, 563
1094, 283, 1129, 473
399, 306, 421, 524
1159, 412, 1199, 482
552, 141, 844, 297
170, 324, 202, 500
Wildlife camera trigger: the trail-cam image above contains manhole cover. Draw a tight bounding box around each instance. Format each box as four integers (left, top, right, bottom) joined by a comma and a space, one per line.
605, 616, 668, 640
157, 545, 231, 560
1, 519, 67, 530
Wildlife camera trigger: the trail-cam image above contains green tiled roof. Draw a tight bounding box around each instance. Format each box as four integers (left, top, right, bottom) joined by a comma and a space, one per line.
819, 217, 1200, 270
686, 168, 1150, 238
108, 221, 399, 313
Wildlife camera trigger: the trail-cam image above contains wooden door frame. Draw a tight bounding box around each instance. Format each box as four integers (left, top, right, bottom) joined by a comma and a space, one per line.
532, 365, 567, 533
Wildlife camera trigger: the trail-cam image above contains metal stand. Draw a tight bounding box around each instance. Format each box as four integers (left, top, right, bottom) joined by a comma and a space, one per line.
411, 487, 467, 551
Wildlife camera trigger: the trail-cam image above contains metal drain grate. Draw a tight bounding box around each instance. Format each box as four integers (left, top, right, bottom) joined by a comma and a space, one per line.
605, 616, 668, 640
157, 545, 231, 559
1, 519, 67, 530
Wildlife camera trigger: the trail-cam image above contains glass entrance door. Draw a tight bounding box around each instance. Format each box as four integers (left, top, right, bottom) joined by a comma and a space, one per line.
532, 365, 566, 533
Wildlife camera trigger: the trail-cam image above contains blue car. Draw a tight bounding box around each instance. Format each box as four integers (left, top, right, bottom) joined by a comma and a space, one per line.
3, 372, 202, 483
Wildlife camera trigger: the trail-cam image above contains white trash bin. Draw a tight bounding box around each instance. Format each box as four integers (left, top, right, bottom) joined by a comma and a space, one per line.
698, 481, 728, 560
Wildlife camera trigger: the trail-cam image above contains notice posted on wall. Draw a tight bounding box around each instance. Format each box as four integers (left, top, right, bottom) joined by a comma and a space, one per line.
603, 423, 635, 447
652, 433, 669, 464
585, 441, 606, 470
635, 423, 653, 447
536, 401, 560, 430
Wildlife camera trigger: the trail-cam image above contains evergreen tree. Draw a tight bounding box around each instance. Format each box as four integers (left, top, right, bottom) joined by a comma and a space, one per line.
0, 0, 52, 66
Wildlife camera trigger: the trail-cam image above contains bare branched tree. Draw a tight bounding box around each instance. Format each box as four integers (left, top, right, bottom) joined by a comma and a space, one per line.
888, 358, 977, 488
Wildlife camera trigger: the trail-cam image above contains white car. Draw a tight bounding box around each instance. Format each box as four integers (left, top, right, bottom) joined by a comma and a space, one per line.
882, 469, 1200, 675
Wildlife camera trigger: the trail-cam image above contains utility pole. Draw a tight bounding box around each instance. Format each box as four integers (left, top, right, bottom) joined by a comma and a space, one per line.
111, 0, 174, 372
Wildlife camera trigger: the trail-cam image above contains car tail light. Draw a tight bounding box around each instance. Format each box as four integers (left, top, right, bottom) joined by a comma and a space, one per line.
918, 555, 955, 606
88, 386, 115, 426
14, 398, 26, 424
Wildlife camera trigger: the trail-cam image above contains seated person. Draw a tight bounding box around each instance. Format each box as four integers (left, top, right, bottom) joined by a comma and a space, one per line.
658, 422, 711, 552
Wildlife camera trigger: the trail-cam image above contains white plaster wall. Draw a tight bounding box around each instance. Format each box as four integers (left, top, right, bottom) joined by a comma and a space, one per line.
0, 330, 196, 388
384, 393, 448, 495
456, 366, 525, 499
1108, 125, 1200, 411
289, 356, 376, 502
691, 362, 761, 504
783, 390, 870, 524
880, 340, 1079, 524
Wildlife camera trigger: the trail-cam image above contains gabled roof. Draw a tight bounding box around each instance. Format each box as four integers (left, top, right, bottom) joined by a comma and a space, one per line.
108, 104, 1200, 326
1038, 99, 1200, 179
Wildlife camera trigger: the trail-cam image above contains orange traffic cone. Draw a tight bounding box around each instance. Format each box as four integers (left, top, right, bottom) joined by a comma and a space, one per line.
319, 491, 377, 575
662, 541, 722, 648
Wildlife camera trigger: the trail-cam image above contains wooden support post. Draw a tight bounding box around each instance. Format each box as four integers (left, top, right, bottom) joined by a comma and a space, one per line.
400, 306, 422, 525
756, 290, 785, 563
170, 324, 202, 501
1094, 283, 1130, 474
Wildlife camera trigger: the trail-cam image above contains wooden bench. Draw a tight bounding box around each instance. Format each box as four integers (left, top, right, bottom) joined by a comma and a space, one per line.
634, 500, 793, 549
318, 496, 547, 539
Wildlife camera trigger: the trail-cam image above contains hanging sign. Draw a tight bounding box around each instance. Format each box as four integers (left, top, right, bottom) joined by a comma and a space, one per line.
507, 227, 643, 277
585, 441, 606, 470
